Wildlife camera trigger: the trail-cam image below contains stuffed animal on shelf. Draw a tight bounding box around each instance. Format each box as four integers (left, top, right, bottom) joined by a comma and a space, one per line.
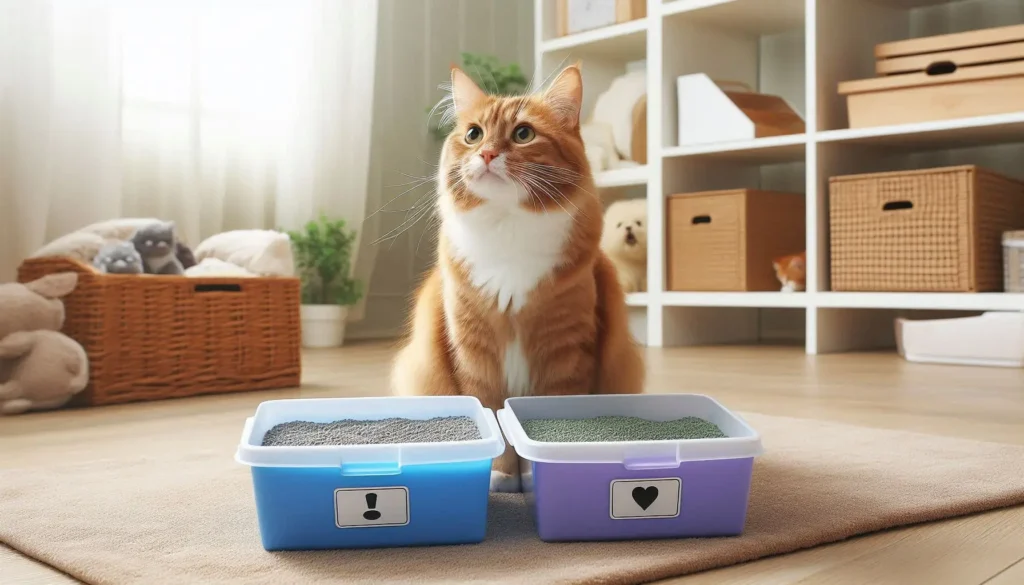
0, 272, 89, 415
600, 199, 647, 293
773, 251, 806, 292
580, 68, 647, 172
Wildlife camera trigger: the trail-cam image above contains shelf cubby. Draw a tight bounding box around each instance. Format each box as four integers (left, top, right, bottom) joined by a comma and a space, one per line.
661, 0, 806, 150
534, 0, 1024, 354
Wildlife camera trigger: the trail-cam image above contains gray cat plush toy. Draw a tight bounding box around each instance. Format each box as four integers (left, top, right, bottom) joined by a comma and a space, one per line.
93, 241, 144, 274
130, 221, 185, 275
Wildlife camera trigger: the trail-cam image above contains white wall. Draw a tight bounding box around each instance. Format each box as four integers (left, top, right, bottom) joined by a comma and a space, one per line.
349, 0, 534, 340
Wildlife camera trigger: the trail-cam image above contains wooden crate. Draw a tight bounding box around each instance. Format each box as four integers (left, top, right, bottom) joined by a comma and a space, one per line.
666, 189, 805, 291
829, 165, 1024, 292
556, 0, 645, 37
17, 257, 302, 407
838, 24, 1024, 128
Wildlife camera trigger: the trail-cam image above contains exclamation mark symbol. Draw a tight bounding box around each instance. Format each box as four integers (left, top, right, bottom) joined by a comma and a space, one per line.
362, 493, 382, 521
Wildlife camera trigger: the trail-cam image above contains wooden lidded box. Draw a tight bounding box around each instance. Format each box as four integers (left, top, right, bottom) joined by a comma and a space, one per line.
838, 24, 1024, 128
829, 165, 1024, 292
667, 189, 805, 291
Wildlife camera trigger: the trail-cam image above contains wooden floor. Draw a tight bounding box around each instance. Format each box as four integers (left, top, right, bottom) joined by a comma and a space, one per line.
3, 343, 1024, 585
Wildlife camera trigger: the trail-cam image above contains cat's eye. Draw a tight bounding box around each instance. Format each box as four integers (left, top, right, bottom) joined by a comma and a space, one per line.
616, 222, 623, 228
465, 125, 484, 144
512, 124, 536, 144
635, 220, 642, 227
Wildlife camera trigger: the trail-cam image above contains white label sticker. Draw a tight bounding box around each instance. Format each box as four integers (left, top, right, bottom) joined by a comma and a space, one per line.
334, 487, 409, 528
609, 478, 681, 520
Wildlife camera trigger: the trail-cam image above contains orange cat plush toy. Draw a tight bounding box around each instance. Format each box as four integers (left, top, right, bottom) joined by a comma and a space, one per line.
391, 64, 645, 492
773, 251, 806, 292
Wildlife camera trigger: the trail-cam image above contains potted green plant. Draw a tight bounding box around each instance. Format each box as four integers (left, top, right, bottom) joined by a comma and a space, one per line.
287, 214, 364, 348
427, 52, 529, 140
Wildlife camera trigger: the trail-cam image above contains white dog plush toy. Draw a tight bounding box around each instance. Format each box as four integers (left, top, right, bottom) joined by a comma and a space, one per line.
600, 199, 647, 293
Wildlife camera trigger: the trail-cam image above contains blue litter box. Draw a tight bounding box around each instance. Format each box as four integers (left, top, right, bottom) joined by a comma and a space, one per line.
235, 396, 505, 550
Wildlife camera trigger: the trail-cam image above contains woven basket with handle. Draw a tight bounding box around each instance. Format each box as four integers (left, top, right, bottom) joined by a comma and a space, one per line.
16, 256, 302, 407
829, 165, 1024, 292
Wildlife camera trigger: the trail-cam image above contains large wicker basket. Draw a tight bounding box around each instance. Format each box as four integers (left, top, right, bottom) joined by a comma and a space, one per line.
17, 257, 302, 407
829, 165, 1024, 292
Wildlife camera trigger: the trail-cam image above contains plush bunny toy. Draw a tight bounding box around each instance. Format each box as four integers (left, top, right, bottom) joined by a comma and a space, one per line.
0, 273, 90, 415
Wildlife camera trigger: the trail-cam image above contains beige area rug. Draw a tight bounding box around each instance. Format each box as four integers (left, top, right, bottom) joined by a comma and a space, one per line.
2, 413, 1024, 585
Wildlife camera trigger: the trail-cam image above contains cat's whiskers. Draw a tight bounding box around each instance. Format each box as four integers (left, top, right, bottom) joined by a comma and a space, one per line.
510, 169, 578, 221
507, 161, 588, 216
414, 209, 443, 256
372, 197, 434, 247
364, 177, 433, 222
518, 162, 598, 216
393, 173, 469, 251
508, 174, 545, 211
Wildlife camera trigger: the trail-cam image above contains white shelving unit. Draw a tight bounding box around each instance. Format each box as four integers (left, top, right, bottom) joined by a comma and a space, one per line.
535, 0, 1024, 354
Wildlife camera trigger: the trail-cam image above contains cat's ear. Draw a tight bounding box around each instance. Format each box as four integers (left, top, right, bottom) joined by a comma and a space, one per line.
450, 66, 486, 115
543, 63, 584, 128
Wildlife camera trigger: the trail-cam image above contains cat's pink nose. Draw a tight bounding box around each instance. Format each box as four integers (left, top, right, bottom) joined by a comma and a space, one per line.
480, 150, 498, 165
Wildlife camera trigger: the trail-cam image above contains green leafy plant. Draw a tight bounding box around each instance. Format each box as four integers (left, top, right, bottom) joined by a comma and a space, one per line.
286, 214, 364, 306
427, 52, 529, 140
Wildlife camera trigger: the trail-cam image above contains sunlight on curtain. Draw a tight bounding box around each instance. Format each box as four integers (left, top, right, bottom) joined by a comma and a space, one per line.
117, 0, 310, 242
0, 0, 381, 321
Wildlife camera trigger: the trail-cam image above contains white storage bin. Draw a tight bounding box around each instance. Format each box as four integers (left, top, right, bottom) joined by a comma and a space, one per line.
1004, 231, 1024, 293
895, 312, 1024, 368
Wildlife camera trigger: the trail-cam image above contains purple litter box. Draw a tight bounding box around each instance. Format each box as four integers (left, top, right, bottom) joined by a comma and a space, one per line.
497, 394, 763, 542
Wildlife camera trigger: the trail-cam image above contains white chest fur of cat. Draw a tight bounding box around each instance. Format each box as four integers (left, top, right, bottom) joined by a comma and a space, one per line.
439, 194, 573, 399
440, 197, 572, 314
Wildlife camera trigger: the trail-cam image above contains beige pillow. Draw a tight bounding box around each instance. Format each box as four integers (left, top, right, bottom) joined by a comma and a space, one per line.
194, 230, 294, 277
184, 258, 257, 278
76, 218, 165, 242
30, 232, 114, 264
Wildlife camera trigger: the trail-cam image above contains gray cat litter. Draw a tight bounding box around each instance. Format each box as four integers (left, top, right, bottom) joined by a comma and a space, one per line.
261, 416, 481, 447
521, 416, 726, 443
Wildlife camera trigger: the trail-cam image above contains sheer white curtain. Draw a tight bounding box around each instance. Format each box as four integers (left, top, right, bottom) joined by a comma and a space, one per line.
0, 0, 381, 319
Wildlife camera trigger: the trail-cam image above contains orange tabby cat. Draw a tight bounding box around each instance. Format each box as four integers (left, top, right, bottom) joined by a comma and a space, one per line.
773, 251, 806, 292
391, 64, 645, 492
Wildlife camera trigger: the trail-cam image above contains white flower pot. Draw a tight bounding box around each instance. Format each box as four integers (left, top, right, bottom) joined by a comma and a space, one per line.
300, 304, 349, 348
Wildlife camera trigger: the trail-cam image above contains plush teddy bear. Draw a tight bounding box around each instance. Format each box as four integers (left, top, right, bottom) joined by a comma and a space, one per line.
0, 272, 90, 415
600, 199, 647, 293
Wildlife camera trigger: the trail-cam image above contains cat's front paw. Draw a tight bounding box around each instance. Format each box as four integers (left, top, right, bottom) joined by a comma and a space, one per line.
490, 470, 522, 493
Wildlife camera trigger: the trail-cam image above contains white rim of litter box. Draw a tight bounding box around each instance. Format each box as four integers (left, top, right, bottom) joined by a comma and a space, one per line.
497, 394, 763, 466
235, 396, 506, 468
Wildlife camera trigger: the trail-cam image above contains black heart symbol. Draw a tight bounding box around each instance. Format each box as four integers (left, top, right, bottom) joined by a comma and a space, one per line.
631, 486, 659, 510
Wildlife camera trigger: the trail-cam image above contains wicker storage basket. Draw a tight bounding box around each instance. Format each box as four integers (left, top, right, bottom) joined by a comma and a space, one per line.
1005, 231, 1024, 293
666, 189, 806, 291
829, 165, 1024, 292
17, 257, 302, 407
